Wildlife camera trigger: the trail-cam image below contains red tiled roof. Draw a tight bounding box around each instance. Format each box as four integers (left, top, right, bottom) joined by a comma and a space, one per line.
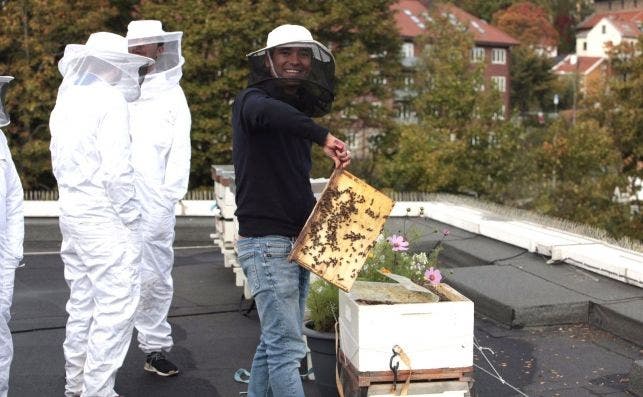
391, 0, 519, 46
552, 55, 605, 75
577, 10, 643, 30
611, 20, 642, 38
392, 0, 429, 38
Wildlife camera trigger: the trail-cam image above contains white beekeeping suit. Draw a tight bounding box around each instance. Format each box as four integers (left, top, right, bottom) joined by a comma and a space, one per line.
49, 32, 153, 397
126, 20, 191, 376
0, 75, 24, 397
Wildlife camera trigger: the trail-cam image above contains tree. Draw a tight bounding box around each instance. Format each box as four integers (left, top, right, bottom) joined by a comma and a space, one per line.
0, 0, 118, 189
577, 39, 643, 239
510, 46, 555, 114
492, 2, 559, 49
135, 0, 401, 188
530, 118, 637, 239
451, 0, 515, 22
491, 3, 558, 115
378, 11, 528, 200
586, 39, 643, 179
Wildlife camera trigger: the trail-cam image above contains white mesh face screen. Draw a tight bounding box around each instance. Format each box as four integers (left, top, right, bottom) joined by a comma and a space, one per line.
58, 45, 152, 102
128, 32, 183, 74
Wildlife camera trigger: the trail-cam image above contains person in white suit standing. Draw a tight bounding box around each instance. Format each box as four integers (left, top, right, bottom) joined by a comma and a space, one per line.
49, 32, 154, 397
0, 75, 24, 397
126, 20, 191, 377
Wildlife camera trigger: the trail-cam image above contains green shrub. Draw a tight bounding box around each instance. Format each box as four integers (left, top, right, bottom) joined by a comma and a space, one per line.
306, 279, 339, 333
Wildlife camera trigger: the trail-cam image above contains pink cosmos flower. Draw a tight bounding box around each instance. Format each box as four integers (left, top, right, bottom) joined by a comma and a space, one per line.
424, 267, 442, 286
387, 234, 409, 252
443, 229, 450, 236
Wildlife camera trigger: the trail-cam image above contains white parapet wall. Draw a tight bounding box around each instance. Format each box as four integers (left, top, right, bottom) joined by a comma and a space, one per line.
24, 200, 219, 218
25, 198, 642, 288
393, 201, 642, 288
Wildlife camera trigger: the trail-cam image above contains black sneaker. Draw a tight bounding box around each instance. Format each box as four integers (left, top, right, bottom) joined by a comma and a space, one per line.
144, 351, 179, 377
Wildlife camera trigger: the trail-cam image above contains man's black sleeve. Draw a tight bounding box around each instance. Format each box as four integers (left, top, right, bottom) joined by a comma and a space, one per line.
241, 90, 329, 146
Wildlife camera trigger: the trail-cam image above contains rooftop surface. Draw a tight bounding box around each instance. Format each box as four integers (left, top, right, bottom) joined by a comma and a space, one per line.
8, 217, 642, 396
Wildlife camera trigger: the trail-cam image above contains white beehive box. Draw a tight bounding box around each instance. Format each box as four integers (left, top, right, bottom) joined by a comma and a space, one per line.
214, 216, 236, 249
339, 281, 474, 373
217, 184, 236, 219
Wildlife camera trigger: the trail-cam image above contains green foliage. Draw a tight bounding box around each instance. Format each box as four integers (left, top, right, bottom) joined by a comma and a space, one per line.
490, 3, 558, 114
306, 278, 338, 333
0, 0, 401, 189
527, 118, 637, 238
451, 0, 515, 22
492, 2, 559, 48
137, 0, 401, 187
510, 46, 556, 113
570, 38, 643, 240
359, 232, 443, 285
378, 11, 518, 199
0, 0, 118, 189
583, 38, 643, 178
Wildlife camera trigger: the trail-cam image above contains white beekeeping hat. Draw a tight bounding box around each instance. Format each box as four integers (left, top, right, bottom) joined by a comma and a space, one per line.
57, 32, 154, 102
126, 20, 182, 46
246, 24, 335, 118
127, 20, 184, 79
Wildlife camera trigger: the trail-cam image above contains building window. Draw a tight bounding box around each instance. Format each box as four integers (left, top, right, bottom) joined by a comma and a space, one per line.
470, 47, 485, 62
602, 25, 606, 34
491, 76, 506, 92
583, 41, 587, 51
491, 48, 506, 64
493, 105, 506, 120
401, 42, 414, 58
396, 102, 416, 122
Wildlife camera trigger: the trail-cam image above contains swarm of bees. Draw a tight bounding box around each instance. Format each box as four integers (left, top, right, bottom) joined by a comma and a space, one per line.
289, 170, 394, 292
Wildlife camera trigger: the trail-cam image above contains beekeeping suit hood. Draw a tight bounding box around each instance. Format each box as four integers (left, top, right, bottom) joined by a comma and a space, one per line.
127, 20, 184, 99
57, 32, 154, 102
0, 76, 14, 127
247, 24, 335, 118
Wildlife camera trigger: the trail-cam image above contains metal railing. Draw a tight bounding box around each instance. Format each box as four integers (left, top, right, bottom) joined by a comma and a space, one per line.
23, 189, 214, 201
23, 190, 59, 201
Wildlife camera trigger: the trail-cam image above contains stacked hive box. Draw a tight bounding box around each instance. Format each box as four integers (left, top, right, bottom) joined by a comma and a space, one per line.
210, 165, 248, 297
210, 165, 329, 300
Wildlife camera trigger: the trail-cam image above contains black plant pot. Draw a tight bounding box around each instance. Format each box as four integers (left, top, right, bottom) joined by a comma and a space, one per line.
303, 320, 339, 397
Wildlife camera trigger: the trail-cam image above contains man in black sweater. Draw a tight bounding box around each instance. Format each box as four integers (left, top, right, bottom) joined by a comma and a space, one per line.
232, 24, 349, 396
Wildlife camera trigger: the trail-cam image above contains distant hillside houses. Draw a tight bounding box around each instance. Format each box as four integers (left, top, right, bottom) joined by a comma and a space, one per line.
553, 3, 642, 92
392, 0, 518, 122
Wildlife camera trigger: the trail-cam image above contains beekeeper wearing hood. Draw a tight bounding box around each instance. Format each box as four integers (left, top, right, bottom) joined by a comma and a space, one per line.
126, 20, 191, 377
233, 24, 350, 396
49, 32, 154, 397
0, 75, 23, 397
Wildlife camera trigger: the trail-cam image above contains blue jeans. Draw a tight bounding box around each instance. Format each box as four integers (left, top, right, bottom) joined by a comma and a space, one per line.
237, 235, 310, 397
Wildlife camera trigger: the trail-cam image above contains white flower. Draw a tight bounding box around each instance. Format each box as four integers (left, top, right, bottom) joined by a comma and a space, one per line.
412, 252, 428, 265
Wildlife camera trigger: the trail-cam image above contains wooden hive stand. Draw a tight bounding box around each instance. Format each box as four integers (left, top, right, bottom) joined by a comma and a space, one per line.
338, 349, 474, 397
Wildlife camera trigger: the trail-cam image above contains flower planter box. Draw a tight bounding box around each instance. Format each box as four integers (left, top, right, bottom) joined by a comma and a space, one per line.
339, 281, 473, 373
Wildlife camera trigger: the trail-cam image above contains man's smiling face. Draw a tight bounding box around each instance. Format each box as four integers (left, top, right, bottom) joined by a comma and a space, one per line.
269, 46, 312, 79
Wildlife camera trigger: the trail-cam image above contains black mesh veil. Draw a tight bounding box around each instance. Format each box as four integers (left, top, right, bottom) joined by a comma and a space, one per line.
247, 42, 335, 118
0, 76, 13, 127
